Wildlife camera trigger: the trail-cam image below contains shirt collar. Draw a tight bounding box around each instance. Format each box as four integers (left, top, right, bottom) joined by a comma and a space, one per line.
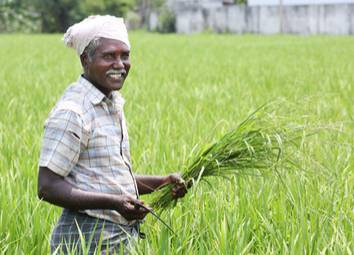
111, 90, 125, 107
77, 75, 125, 106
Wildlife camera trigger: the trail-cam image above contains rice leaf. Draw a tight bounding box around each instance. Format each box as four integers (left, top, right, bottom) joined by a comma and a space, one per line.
150, 104, 306, 211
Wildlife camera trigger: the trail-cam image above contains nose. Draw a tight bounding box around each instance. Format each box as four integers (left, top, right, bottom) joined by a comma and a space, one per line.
113, 57, 124, 69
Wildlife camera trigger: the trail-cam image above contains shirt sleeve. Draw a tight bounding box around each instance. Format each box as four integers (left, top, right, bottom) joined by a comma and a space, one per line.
39, 109, 85, 177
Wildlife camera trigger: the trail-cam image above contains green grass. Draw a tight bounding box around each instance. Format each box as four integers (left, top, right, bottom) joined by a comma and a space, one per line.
0, 32, 353, 254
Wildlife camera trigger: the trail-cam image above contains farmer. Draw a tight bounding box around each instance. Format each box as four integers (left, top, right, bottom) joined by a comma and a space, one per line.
37, 15, 187, 254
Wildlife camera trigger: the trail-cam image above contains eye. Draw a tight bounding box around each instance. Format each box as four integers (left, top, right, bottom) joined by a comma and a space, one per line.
103, 53, 115, 60
121, 52, 130, 61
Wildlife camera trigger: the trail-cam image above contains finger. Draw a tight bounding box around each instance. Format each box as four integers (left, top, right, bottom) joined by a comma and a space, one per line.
181, 185, 188, 193
131, 198, 145, 207
171, 189, 185, 198
136, 206, 150, 216
128, 210, 148, 221
177, 188, 186, 197
176, 186, 187, 197
175, 176, 185, 184
136, 211, 149, 220
177, 176, 185, 184
173, 184, 187, 194
126, 203, 135, 211
134, 202, 152, 213
143, 204, 152, 211
176, 182, 187, 188
173, 190, 182, 198
169, 173, 185, 184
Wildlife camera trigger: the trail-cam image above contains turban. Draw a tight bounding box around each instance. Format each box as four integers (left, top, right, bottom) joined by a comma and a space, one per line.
63, 15, 130, 56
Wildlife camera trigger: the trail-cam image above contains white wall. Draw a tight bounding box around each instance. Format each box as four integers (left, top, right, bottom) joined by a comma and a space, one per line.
169, 3, 354, 34
248, 0, 354, 6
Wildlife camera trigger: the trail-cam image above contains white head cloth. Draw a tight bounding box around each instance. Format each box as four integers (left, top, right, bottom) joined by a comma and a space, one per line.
63, 15, 130, 56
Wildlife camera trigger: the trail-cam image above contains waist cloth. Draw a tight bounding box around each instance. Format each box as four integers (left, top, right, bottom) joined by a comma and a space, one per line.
50, 209, 139, 255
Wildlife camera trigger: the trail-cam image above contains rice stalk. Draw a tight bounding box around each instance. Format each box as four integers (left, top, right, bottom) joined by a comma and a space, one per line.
150, 104, 304, 211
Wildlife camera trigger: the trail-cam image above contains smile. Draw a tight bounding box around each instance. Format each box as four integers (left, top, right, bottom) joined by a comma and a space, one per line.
107, 73, 124, 80
106, 69, 126, 81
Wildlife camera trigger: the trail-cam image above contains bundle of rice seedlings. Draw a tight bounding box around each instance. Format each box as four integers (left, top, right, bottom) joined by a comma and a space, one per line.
150, 104, 303, 211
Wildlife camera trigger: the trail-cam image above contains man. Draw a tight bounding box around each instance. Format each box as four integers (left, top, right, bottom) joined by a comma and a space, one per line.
38, 15, 186, 254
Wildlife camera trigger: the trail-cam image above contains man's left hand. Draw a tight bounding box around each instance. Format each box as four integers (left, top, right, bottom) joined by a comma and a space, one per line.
165, 173, 187, 199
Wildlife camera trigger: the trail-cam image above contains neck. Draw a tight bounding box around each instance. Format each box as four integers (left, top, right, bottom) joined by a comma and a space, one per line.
82, 73, 111, 97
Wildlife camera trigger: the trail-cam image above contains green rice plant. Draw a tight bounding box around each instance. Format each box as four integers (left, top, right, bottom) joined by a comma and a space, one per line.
150, 104, 305, 211
0, 33, 353, 254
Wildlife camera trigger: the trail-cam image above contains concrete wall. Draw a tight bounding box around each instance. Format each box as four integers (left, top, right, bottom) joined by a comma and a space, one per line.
165, 3, 354, 34
248, 0, 354, 6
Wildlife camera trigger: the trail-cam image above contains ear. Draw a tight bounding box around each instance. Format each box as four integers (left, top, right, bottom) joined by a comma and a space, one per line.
80, 52, 89, 71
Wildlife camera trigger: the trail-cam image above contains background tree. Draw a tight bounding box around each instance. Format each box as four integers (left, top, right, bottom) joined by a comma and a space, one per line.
32, 0, 81, 33
0, 0, 137, 33
0, 0, 40, 32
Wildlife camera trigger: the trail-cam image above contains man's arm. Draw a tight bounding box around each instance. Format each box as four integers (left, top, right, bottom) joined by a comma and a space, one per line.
135, 174, 187, 197
38, 167, 148, 221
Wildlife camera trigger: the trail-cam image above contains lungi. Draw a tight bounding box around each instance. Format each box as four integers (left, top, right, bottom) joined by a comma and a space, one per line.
50, 209, 139, 255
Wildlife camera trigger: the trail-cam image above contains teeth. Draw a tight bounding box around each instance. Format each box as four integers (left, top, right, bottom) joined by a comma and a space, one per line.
108, 73, 124, 79
108, 73, 123, 79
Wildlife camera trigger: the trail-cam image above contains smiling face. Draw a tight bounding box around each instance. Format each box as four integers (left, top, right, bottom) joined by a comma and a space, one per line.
81, 38, 131, 95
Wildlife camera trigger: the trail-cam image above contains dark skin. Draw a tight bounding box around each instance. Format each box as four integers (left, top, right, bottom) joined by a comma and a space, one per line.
38, 167, 185, 220
38, 38, 187, 221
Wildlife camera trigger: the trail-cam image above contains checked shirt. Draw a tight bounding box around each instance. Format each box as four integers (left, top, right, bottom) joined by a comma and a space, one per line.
39, 75, 139, 225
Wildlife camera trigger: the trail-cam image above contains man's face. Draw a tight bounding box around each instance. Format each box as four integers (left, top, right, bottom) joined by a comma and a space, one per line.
82, 38, 131, 95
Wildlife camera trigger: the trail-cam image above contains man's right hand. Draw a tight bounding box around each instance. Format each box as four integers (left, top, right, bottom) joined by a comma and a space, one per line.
38, 167, 150, 221
114, 195, 150, 221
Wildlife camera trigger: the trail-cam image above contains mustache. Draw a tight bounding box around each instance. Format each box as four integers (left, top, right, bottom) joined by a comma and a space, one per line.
106, 69, 125, 75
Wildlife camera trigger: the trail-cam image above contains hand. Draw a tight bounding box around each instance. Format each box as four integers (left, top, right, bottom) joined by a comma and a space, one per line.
114, 194, 150, 221
166, 173, 188, 199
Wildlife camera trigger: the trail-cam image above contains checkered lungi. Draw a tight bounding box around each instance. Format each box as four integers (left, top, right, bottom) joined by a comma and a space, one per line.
50, 209, 139, 255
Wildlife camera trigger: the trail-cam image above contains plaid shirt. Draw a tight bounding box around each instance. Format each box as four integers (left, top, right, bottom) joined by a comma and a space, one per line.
39, 76, 139, 225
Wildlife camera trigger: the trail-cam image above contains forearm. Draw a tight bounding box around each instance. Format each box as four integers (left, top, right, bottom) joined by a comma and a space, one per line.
38, 167, 149, 220
41, 182, 115, 210
38, 167, 117, 211
135, 175, 169, 195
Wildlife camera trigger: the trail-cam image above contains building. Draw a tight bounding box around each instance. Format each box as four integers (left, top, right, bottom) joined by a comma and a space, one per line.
151, 0, 354, 34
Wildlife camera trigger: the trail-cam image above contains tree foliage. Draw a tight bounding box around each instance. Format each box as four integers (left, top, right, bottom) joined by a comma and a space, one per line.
0, 0, 40, 32
0, 0, 137, 33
